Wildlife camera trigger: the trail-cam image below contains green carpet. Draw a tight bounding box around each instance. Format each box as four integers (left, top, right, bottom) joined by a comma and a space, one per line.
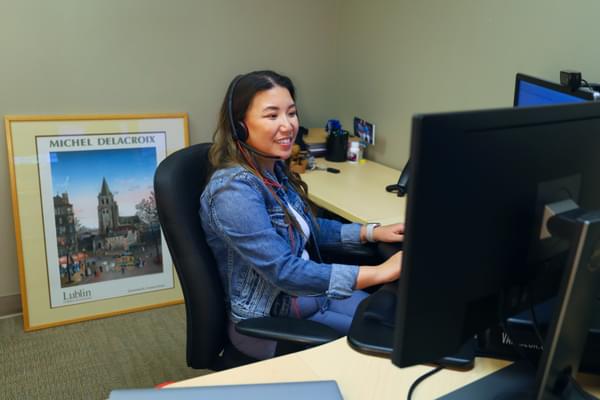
0, 304, 211, 400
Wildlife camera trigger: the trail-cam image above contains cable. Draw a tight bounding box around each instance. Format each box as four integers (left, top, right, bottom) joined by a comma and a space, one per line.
406, 366, 443, 400
581, 79, 597, 93
581, 79, 591, 90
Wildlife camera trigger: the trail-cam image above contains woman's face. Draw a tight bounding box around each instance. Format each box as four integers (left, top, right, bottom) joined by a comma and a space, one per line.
243, 85, 299, 163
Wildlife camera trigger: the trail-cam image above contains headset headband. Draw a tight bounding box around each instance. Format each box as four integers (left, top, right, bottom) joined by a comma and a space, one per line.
227, 74, 248, 142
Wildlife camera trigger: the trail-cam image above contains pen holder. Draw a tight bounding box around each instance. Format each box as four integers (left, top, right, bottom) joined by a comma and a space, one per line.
325, 131, 348, 162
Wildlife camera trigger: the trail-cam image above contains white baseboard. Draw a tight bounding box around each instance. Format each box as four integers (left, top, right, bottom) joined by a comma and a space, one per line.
0, 294, 22, 317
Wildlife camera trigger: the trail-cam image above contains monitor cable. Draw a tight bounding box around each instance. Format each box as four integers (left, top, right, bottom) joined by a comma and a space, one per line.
580, 79, 600, 100
406, 365, 444, 400
581, 79, 595, 91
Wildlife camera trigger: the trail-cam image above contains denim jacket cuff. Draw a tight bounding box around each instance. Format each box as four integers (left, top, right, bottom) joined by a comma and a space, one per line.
340, 223, 362, 244
326, 264, 359, 299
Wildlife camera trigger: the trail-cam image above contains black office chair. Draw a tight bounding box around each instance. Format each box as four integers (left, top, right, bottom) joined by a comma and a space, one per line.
154, 143, 382, 370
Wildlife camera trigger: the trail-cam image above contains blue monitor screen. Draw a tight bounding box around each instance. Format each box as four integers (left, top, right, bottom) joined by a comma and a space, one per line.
516, 79, 589, 107
517, 81, 587, 106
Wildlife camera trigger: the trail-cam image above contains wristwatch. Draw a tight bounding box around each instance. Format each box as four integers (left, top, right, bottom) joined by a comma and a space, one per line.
365, 223, 381, 243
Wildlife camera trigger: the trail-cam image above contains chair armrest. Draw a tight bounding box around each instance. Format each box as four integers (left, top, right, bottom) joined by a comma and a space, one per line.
235, 317, 342, 346
318, 242, 384, 265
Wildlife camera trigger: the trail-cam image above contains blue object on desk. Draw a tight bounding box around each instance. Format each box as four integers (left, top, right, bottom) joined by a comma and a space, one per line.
325, 119, 342, 133
108, 380, 343, 400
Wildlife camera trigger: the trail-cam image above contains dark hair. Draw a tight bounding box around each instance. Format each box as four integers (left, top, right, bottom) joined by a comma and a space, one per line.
208, 70, 315, 234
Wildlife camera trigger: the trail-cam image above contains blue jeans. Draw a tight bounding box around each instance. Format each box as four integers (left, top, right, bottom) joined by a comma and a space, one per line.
290, 291, 369, 333
228, 290, 369, 360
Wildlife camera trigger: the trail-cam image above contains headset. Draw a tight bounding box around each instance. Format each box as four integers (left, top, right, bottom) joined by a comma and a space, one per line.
227, 74, 249, 142
226, 74, 282, 160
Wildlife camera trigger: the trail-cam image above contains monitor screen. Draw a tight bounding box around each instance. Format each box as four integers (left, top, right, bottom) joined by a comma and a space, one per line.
392, 102, 600, 373
514, 73, 594, 106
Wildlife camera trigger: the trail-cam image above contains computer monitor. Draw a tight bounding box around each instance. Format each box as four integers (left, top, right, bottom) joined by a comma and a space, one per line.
514, 73, 595, 106
393, 102, 600, 397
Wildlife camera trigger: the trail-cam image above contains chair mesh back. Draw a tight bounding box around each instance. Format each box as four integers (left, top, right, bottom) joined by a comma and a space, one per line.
154, 143, 225, 369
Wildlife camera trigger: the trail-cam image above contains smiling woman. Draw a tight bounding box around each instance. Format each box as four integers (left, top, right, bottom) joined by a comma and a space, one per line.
200, 70, 404, 360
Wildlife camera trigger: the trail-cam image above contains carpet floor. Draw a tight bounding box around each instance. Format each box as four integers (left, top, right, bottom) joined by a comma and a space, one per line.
0, 304, 211, 399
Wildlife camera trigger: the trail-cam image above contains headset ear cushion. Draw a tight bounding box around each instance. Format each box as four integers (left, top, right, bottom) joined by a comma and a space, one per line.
235, 121, 248, 142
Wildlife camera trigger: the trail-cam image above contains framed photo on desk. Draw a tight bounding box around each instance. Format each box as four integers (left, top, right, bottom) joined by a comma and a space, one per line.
5, 113, 188, 330
353, 117, 375, 145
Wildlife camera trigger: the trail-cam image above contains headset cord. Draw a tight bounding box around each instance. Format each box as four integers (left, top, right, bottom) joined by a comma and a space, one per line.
237, 141, 296, 250
237, 141, 282, 189
406, 366, 444, 400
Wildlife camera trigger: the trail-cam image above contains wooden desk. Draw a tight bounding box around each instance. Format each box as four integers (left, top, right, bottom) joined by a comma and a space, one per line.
301, 129, 405, 225
168, 338, 600, 399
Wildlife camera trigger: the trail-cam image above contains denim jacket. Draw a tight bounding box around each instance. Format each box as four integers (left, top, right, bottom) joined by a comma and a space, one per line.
199, 162, 361, 323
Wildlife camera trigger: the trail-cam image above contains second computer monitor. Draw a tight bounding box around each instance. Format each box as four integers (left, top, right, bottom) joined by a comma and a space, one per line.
514, 73, 594, 106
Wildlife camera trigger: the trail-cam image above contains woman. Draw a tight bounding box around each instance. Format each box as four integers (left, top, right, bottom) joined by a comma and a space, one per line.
200, 70, 403, 359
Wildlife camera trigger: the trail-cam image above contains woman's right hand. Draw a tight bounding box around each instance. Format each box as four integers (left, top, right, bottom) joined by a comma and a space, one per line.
355, 251, 403, 289
377, 250, 403, 282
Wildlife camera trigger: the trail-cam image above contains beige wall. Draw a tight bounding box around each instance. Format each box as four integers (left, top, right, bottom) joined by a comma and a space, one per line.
0, 0, 341, 299
334, 0, 600, 169
3, 0, 600, 301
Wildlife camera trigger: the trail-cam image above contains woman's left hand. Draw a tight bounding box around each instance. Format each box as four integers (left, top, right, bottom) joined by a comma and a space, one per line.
373, 223, 404, 243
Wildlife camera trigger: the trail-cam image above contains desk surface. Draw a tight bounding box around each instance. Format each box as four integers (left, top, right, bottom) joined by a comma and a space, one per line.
168, 337, 600, 399
301, 129, 405, 225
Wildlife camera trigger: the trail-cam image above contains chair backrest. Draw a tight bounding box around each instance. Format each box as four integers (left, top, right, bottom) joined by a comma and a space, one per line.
154, 143, 225, 369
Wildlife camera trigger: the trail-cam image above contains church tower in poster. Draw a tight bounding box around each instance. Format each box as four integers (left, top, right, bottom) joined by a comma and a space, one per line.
97, 177, 120, 234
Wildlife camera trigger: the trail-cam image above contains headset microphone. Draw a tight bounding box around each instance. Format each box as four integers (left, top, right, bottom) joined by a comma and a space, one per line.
237, 139, 281, 160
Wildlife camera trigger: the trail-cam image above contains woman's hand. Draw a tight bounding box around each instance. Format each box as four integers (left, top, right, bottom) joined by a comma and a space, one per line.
373, 223, 404, 243
355, 251, 403, 289
376, 250, 402, 282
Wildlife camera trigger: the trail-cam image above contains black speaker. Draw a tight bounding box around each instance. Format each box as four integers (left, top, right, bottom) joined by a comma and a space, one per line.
325, 131, 348, 162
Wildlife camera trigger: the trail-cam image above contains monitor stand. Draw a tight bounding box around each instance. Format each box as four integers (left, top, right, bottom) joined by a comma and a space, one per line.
438, 360, 591, 400
434, 207, 600, 400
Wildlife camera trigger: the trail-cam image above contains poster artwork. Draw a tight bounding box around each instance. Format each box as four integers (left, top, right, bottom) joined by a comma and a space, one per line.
36, 132, 174, 308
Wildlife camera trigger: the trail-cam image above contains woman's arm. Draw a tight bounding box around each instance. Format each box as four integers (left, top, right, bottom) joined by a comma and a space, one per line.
206, 177, 358, 298
355, 251, 402, 289
313, 217, 361, 245
359, 223, 405, 243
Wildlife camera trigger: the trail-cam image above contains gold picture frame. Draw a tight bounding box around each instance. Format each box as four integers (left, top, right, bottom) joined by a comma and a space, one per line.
5, 113, 189, 331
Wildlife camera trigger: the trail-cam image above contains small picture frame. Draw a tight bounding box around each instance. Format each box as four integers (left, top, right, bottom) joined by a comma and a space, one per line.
5, 113, 189, 330
353, 117, 376, 146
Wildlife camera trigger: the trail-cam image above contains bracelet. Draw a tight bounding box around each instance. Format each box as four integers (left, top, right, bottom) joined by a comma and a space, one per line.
366, 223, 381, 243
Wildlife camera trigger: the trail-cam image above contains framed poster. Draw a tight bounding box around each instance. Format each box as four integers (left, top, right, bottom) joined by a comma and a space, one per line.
5, 113, 189, 330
